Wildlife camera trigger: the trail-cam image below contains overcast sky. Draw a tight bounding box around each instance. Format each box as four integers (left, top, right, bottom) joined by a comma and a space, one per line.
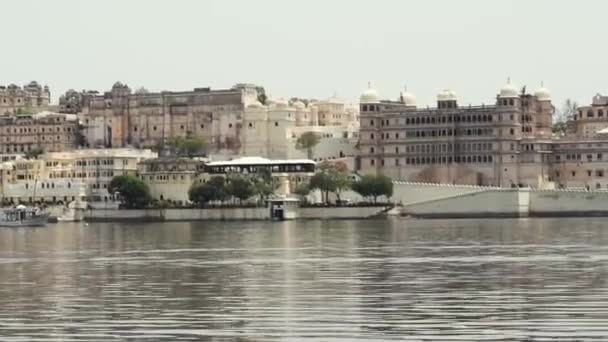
2, 0, 605, 107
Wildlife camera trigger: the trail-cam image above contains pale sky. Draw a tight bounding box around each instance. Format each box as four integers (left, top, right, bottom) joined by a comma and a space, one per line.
2, 0, 605, 107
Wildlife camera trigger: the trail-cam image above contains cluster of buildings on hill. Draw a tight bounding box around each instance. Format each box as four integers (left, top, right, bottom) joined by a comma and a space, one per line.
57, 82, 358, 163
2, 78, 608, 207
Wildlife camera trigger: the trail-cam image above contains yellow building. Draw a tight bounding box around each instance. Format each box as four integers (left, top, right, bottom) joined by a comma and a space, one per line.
0, 149, 156, 206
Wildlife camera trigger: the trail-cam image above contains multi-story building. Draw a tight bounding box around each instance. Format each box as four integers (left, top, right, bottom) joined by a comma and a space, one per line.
358, 81, 555, 188
0, 149, 156, 205
0, 81, 51, 114
138, 156, 316, 204
138, 157, 206, 204
0, 111, 80, 153
242, 96, 359, 162
568, 93, 608, 138
67, 82, 260, 155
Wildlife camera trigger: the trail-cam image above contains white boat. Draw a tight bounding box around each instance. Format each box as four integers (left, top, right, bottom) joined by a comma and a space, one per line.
0, 205, 50, 227
56, 200, 87, 222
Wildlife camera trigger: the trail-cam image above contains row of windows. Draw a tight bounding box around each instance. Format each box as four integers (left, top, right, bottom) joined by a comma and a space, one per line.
361, 105, 381, 112
370, 114, 494, 127
75, 159, 126, 166
48, 171, 116, 178
369, 154, 494, 166
403, 128, 493, 139
5, 135, 71, 143
369, 142, 494, 155
556, 170, 606, 178
370, 128, 494, 141
554, 153, 605, 162
580, 109, 606, 119
4, 126, 72, 134
144, 174, 189, 181
24, 182, 72, 189
498, 98, 516, 106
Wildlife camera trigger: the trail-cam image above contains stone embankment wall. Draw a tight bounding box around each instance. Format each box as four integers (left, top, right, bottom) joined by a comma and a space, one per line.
396, 181, 608, 218
85, 206, 389, 222
530, 189, 608, 216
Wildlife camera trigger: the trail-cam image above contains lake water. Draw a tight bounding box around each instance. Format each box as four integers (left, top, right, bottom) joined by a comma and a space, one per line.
0, 218, 607, 341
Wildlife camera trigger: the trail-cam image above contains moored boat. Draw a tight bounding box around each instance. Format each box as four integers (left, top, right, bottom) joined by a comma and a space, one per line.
0, 205, 50, 227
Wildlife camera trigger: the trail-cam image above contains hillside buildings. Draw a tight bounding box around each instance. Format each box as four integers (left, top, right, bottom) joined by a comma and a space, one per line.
61, 83, 360, 163
62, 82, 260, 154
242, 96, 358, 161
0, 149, 156, 205
0, 81, 51, 115
567, 94, 608, 138
0, 111, 80, 153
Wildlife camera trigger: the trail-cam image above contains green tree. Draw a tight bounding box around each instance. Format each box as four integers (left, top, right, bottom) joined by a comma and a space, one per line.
309, 162, 351, 204
24, 147, 44, 160
332, 171, 352, 204
296, 132, 321, 159
189, 183, 215, 206
352, 174, 393, 203
226, 175, 255, 204
256, 86, 267, 105
76, 123, 87, 147
252, 167, 278, 203
553, 98, 578, 134
188, 176, 228, 206
108, 175, 151, 209
166, 136, 207, 157
294, 182, 311, 203
181, 136, 207, 157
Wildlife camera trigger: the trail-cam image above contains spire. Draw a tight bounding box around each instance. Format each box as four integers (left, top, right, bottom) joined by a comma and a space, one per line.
367, 81, 371, 89
507, 77, 511, 84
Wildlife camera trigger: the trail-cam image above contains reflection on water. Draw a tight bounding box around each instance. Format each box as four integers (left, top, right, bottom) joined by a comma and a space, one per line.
0, 218, 607, 341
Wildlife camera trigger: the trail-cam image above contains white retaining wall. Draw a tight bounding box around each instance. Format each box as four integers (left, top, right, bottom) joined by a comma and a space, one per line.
401, 188, 528, 218
393, 181, 498, 206
530, 189, 608, 215
85, 206, 388, 222
299, 206, 388, 219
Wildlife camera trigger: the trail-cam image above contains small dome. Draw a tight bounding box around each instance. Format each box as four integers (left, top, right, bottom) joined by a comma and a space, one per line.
274, 98, 289, 107
400, 91, 416, 106
499, 80, 519, 98
360, 84, 380, 103
293, 100, 306, 109
534, 84, 551, 101
437, 89, 457, 101
247, 101, 264, 108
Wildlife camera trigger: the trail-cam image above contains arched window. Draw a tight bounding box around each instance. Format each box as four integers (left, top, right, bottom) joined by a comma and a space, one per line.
599, 110, 604, 117
509, 99, 514, 106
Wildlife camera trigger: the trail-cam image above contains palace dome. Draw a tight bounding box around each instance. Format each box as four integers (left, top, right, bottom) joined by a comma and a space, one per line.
360, 85, 380, 103
437, 89, 457, 101
401, 90, 416, 106
293, 100, 306, 109
499, 80, 519, 98
247, 101, 264, 108
534, 85, 551, 101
